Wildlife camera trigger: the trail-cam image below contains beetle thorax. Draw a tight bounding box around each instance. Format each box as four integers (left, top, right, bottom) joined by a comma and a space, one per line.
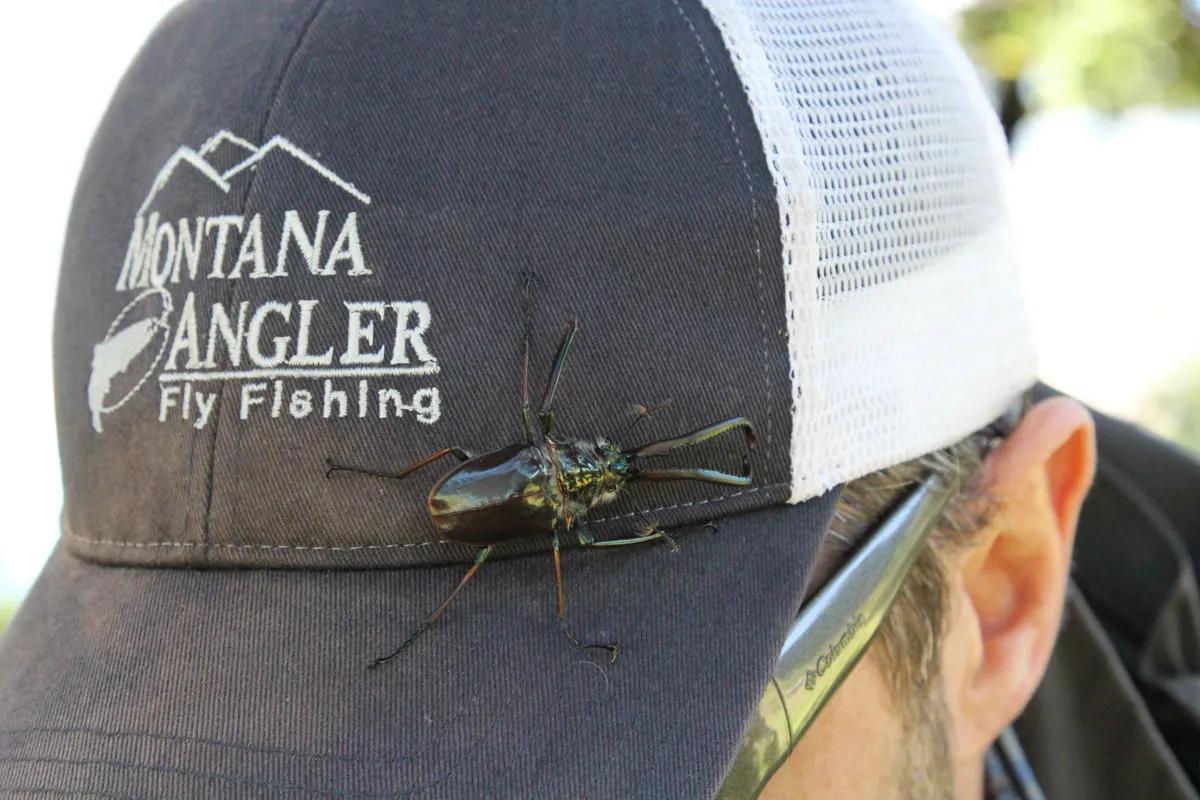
547, 437, 631, 516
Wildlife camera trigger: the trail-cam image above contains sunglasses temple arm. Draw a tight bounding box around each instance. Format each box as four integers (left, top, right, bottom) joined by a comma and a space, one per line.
716, 474, 958, 800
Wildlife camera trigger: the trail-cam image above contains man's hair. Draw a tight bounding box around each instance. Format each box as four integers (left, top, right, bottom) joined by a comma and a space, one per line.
829, 424, 1007, 700
825, 423, 1010, 795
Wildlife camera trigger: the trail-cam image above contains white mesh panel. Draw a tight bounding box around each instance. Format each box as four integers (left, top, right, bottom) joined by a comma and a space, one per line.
698, 0, 1038, 502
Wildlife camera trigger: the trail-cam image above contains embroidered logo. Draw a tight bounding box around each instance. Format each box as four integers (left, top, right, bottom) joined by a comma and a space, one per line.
88, 130, 440, 433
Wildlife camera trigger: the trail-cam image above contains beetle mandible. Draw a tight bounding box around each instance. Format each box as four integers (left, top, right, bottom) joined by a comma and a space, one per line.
327, 283, 755, 669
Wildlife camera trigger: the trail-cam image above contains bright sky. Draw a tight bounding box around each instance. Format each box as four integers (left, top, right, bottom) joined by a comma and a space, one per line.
0, 3, 178, 598
1, 3, 1197, 602
1013, 109, 1200, 418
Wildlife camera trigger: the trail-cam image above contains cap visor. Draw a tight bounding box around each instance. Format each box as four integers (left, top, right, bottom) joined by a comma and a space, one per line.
0, 495, 834, 798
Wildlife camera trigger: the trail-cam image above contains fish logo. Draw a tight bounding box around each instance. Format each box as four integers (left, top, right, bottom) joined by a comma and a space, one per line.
88, 287, 173, 432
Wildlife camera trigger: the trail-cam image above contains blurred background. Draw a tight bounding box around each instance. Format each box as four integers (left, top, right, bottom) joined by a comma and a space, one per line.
1, 0, 1198, 630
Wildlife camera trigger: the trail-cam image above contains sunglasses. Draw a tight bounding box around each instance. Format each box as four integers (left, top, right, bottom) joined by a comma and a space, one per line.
718, 400, 1030, 798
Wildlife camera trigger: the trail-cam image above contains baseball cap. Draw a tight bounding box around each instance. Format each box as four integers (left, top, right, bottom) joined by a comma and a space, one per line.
0, 0, 1036, 797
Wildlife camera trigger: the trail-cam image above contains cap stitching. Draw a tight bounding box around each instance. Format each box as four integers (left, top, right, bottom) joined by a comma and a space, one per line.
63, 531, 445, 551
0, 754, 381, 798
62, 483, 789, 551
669, 0, 776, 457
0, 784, 132, 800
589, 483, 783, 523
0, 725, 435, 766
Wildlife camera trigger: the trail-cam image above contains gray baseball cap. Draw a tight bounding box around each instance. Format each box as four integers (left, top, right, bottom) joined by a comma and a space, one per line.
0, 0, 1035, 796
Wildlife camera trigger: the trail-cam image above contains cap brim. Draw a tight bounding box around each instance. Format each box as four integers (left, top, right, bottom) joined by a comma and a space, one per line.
0, 493, 835, 798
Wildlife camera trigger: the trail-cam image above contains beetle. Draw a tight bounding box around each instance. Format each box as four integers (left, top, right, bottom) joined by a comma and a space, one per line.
327, 295, 755, 669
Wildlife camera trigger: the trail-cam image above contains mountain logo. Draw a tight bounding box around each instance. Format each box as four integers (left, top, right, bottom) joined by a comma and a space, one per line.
136, 130, 371, 217
87, 130, 441, 434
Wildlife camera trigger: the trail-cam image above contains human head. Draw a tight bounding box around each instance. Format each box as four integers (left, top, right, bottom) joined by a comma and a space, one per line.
764, 395, 1097, 798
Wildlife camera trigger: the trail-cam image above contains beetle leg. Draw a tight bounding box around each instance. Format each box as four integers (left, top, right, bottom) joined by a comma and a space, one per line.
574, 520, 594, 546
626, 416, 757, 486
638, 516, 680, 553
520, 274, 536, 444
521, 361, 536, 443
326, 447, 470, 482
630, 416, 755, 457
538, 317, 579, 435
585, 516, 679, 553
522, 407, 536, 444
551, 530, 618, 663
368, 546, 493, 670
633, 466, 752, 487
627, 417, 756, 484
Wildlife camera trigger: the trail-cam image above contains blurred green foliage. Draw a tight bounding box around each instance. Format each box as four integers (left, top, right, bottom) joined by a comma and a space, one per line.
0, 599, 16, 634
1141, 360, 1200, 457
961, 0, 1200, 113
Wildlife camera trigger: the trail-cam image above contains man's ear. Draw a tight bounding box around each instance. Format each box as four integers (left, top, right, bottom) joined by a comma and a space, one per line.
951, 396, 1097, 755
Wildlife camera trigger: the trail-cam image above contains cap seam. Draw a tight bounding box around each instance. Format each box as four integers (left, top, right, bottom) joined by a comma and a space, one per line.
198, 0, 333, 561
669, 0, 777, 460
62, 483, 789, 551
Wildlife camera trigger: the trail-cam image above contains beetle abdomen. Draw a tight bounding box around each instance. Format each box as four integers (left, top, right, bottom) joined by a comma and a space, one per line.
427, 444, 559, 545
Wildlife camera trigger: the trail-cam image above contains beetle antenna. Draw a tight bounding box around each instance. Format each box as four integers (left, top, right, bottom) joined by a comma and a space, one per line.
625, 398, 672, 436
